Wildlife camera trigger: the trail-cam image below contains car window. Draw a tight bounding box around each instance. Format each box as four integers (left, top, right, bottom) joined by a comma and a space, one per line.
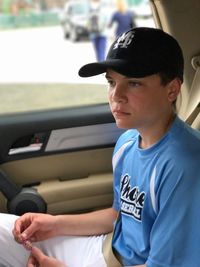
0, 0, 155, 115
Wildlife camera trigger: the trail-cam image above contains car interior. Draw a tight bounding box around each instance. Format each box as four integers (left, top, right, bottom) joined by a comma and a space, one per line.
0, 0, 199, 237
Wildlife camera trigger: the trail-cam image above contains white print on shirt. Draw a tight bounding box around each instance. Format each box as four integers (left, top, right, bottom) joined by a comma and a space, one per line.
120, 174, 145, 221
113, 31, 134, 49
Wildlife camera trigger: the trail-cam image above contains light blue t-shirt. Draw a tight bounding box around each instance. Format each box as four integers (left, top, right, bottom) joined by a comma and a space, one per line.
112, 116, 200, 267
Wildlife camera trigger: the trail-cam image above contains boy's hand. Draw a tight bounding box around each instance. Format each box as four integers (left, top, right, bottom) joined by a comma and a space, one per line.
13, 213, 57, 244
27, 246, 67, 267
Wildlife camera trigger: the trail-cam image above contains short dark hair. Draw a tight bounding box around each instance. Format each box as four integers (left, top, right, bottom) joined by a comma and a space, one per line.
158, 72, 181, 109
158, 71, 183, 86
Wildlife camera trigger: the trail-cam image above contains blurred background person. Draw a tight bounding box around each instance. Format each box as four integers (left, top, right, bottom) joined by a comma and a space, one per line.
109, 0, 136, 38
88, 0, 108, 61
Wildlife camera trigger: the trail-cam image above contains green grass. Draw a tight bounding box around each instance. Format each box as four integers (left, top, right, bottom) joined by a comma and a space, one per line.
0, 83, 108, 114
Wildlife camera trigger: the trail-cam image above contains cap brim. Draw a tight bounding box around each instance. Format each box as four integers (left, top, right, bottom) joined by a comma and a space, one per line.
78, 59, 129, 77
78, 59, 167, 78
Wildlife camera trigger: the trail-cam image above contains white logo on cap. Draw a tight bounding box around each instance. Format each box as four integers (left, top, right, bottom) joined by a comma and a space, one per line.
113, 31, 135, 50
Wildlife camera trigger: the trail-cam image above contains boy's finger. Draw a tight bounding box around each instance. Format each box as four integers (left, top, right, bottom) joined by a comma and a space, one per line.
23, 240, 33, 251
31, 246, 45, 263
21, 223, 37, 242
27, 254, 38, 267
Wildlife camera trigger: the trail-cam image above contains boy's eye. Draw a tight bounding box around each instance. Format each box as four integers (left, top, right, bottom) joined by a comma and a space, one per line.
106, 79, 115, 87
128, 81, 141, 87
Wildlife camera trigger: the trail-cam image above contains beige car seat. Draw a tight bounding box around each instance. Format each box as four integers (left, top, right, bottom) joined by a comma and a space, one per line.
184, 57, 200, 129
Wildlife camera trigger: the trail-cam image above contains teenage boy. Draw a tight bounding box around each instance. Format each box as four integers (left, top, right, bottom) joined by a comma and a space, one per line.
0, 27, 200, 267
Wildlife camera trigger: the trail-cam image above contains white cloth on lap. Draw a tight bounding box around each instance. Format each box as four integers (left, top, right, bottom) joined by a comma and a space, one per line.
0, 213, 107, 267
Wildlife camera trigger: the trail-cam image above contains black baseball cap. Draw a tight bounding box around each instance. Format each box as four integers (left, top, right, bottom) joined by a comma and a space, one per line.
78, 27, 184, 82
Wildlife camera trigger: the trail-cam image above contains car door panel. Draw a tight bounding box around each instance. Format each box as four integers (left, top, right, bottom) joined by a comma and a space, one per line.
0, 104, 123, 215
0, 148, 114, 213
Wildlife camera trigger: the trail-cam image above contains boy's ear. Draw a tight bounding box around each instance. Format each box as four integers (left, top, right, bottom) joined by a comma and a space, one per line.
167, 78, 182, 103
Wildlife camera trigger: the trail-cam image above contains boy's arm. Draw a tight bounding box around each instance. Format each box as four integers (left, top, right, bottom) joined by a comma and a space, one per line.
55, 207, 118, 236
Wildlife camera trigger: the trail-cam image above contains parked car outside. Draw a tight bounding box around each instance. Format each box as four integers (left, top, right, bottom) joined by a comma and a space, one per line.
59, 0, 90, 42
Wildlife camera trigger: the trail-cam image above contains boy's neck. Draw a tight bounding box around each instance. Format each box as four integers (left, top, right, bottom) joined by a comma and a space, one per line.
139, 113, 176, 149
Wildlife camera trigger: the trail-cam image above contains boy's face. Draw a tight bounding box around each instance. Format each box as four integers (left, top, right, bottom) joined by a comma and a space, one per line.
106, 69, 180, 130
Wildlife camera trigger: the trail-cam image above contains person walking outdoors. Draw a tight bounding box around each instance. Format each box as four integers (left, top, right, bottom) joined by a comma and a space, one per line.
109, 0, 136, 38
87, 0, 108, 61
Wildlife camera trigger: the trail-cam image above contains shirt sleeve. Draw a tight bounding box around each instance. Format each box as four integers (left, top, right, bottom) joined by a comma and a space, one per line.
146, 157, 200, 267
112, 130, 138, 212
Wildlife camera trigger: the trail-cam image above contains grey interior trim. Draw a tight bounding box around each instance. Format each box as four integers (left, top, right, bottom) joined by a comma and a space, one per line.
0, 104, 114, 163
45, 123, 124, 152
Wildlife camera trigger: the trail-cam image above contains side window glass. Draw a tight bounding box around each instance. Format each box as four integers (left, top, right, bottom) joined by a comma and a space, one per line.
0, 0, 155, 115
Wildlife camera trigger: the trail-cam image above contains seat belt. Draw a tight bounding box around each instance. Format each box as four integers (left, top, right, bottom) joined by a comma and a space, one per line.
103, 232, 122, 267
185, 102, 200, 125
184, 56, 200, 126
